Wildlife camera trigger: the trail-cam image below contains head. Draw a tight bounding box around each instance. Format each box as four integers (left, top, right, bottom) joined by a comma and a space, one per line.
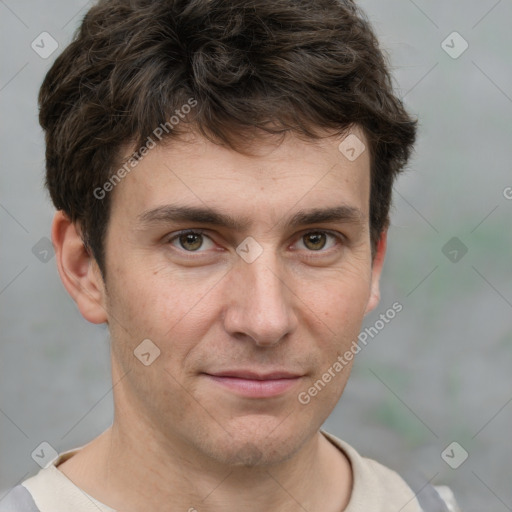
41, 0, 416, 467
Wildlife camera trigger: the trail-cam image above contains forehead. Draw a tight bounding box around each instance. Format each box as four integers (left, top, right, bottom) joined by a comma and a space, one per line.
110, 128, 371, 229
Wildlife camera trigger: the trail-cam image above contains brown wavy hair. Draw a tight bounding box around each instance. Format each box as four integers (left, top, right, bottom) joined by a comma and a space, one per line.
38, 0, 417, 279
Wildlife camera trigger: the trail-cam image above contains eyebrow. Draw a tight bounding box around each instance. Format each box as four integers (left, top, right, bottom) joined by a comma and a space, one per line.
136, 204, 365, 231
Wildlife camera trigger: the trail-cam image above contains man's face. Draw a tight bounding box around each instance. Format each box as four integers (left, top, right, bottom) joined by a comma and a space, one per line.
99, 128, 383, 467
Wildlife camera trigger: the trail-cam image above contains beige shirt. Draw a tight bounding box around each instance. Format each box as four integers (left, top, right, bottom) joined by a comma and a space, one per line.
19, 429, 458, 512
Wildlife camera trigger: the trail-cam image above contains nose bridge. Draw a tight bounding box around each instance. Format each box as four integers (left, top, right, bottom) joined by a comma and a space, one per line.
225, 241, 296, 345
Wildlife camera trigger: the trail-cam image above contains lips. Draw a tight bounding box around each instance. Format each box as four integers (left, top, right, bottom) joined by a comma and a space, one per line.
206, 370, 302, 380
203, 369, 304, 398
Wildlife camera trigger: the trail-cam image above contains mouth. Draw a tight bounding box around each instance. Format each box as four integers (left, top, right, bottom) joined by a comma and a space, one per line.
202, 370, 304, 398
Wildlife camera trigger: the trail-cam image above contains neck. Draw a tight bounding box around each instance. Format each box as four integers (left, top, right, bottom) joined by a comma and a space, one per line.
58, 418, 352, 512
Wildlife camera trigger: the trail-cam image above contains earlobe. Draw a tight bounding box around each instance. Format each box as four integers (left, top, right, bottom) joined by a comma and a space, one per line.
51, 211, 108, 324
364, 229, 388, 315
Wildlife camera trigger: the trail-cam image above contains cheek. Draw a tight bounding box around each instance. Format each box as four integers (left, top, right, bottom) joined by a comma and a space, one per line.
106, 262, 222, 360
298, 273, 370, 408
302, 266, 372, 327
108, 262, 184, 322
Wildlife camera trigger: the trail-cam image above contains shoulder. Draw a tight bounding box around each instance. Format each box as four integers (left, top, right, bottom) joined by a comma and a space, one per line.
0, 484, 41, 512
0, 445, 95, 512
320, 429, 462, 512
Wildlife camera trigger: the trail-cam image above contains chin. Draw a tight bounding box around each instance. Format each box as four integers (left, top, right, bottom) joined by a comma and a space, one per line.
197, 420, 308, 468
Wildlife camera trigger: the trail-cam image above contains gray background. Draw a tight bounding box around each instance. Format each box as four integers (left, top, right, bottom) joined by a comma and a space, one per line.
1, 1, 511, 511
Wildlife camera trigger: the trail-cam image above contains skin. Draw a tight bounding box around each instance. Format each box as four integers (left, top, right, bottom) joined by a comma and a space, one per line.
52, 127, 387, 512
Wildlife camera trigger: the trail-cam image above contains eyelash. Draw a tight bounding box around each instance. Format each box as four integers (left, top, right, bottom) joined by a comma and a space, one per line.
165, 228, 345, 258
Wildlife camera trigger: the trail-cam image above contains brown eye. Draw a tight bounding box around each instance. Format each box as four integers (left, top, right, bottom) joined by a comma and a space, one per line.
295, 230, 342, 253
178, 232, 204, 251
303, 232, 328, 251
168, 230, 215, 252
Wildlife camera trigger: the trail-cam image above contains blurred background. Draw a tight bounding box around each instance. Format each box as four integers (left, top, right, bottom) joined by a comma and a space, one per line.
1, 1, 511, 511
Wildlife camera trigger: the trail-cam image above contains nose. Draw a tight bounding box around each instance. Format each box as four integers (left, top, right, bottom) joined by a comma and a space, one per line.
222, 245, 298, 347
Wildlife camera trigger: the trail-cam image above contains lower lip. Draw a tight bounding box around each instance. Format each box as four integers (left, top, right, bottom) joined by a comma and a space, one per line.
204, 375, 302, 398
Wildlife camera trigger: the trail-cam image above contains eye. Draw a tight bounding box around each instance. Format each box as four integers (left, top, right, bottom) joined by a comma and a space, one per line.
165, 229, 343, 256
167, 229, 215, 252
294, 230, 342, 252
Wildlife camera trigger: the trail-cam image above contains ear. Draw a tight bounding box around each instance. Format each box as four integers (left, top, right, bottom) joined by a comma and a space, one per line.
364, 228, 388, 316
51, 211, 108, 324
